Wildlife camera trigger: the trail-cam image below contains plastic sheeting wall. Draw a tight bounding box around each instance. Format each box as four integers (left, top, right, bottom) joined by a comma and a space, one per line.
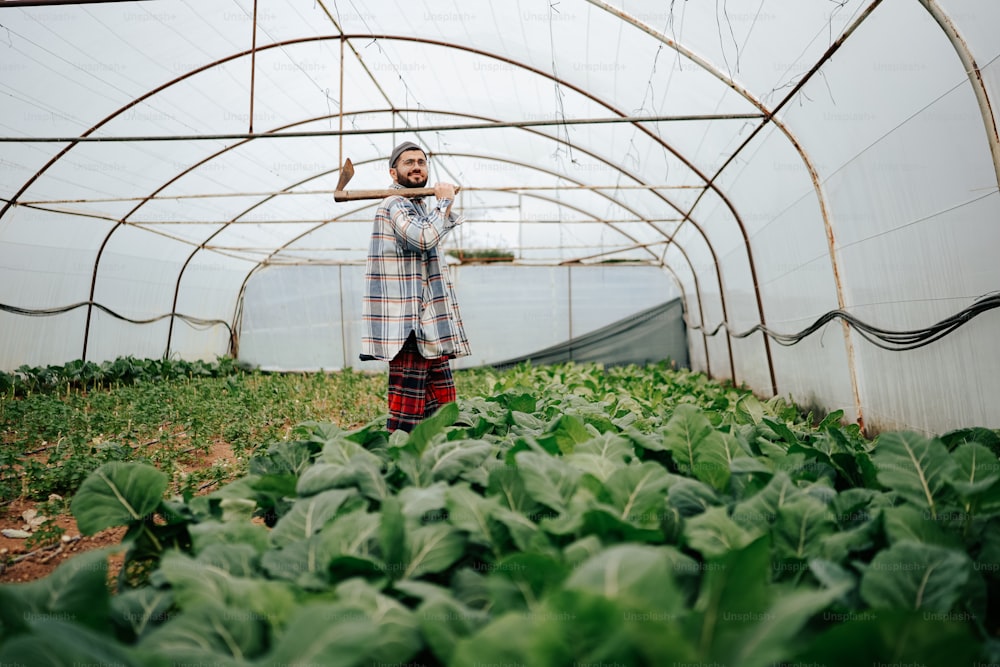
237, 264, 681, 372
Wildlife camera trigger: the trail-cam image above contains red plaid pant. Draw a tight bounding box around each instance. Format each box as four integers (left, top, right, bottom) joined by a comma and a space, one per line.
386, 336, 456, 432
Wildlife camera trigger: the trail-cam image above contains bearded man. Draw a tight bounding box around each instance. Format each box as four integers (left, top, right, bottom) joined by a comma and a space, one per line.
359, 140, 470, 432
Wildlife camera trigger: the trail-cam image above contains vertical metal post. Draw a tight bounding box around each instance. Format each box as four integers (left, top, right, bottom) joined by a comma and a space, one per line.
248, 0, 258, 134
339, 36, 345, 169
338, 264, 348, 369
567, 264, 574, 361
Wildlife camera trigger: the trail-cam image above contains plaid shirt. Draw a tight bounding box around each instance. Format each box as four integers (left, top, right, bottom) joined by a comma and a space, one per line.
361, 183, 471, 361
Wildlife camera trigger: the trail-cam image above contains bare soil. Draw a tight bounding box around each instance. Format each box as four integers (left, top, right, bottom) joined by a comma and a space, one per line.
0, 437, 242, 585
0, 498, 127, 584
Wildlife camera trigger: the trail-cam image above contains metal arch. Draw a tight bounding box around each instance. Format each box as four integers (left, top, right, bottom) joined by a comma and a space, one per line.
122, 105, 732, 377
5, 31, 755, 380
229, 167, 714, 375
440, 152, 667, 257
434, 151, 720, 377
133, 111, 668, 354
227, 146, 720, 376
73, 103, 715, 364
336, 32, 762, 387
918, 0, 1000, 192
585, 0, 885, 415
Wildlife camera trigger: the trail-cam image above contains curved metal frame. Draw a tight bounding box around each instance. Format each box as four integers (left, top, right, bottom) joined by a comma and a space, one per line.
1, 13, 907, 395
918, 0, 1000, 191
586, 0, 887, 422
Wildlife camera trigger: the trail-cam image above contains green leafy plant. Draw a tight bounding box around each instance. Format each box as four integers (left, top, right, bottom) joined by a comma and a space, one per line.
445, 248, 515, 263
1, 362, 998, 666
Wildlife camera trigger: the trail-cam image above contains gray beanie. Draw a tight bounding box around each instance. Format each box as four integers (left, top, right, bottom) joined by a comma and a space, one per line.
389, 141, 425, 168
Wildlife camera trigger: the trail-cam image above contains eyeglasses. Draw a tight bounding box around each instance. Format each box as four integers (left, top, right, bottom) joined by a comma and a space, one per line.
397, 158, 427, 167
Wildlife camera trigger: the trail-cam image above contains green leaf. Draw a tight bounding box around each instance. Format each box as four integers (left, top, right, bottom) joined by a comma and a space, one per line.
415, 595, 489, 664
949, 442, 1000, 498
110, 587, 174, 641
446, 483, 504, 550
691, 428, 736, 491
730, 473, 788, 529
860, 540, 972, 612
726, 585, 848, 667
564, 544, 688, 614
578, 505, 666, 544
487, 461, 538, 514
563, 535, 604, 567
405, 401, 459, 453
761, 417, 800, 446
808, 559, 857, 598
397, 481, 449, 520
491, 506, 543, 551
0, 547, 113, 635
830, 487, 879, 526
295, 457, 388, 500
379, 496, 408, 579
771, 496, 837, 561
683, 506, 761, 559
404, 523, 466, 579
872, 431, 957, 519
940, 426, 1000, 453
880, 505, 959, 548
493, 551, 570, 599
421, 438, 493, 482
0, 620, 145, 667
248, 439, 314, 477
70, 462, 168, 534
317, 435, 381, 467
692, 536, 772, 655
263, 602, 379, 666
450, 611, 568, 666
270, 488, 359, 546
563, 432, 635, 481
545, 413, 596, 453
515, 451, 582, 513
136, 601, 264, 662
600, 461, 671, 528
736, 393, 766, 425
510, 409, 545, 431
667, 477, 722, 517
621, 426, 668, 452
189, 520, 271, 555
334, 579, 423, 664
545, 589, 661, 664
661, 403, 716, 474
793, 611, 982, 665
817, 521, 879, 563
158, 550, 298, 625
261, 510, 380, 585
195, 543, 260, 578
189, 475, 262, 522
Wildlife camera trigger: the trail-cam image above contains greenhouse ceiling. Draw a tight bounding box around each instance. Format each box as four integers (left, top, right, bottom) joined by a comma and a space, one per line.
1, 0, 999, 434
2, 0, 993, 266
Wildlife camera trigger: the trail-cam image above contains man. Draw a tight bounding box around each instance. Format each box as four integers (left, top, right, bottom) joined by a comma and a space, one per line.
360, 140, 470, 432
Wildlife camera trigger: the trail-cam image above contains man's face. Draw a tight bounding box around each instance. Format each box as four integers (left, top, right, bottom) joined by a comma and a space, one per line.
390, 149, 428, 188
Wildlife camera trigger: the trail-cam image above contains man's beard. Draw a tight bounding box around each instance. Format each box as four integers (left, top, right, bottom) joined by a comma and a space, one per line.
399, 172, 428, 188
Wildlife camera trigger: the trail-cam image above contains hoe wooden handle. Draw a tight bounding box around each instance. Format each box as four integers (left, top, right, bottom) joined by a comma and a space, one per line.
334, 186, 460, 202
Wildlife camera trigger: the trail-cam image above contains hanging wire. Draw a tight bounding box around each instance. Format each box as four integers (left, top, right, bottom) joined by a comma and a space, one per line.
689, 292, 1000, 351
0, 300, 233, 335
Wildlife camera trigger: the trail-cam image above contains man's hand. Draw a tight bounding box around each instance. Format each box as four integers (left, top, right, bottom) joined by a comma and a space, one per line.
433, 182, 457, 201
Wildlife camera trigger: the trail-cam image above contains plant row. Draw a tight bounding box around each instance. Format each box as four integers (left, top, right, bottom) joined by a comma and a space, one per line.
0, 356, 246, 397
1, 362, 998, 666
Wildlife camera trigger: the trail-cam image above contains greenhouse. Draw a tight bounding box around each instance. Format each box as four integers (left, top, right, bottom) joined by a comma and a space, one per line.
1, 1, 999, 665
